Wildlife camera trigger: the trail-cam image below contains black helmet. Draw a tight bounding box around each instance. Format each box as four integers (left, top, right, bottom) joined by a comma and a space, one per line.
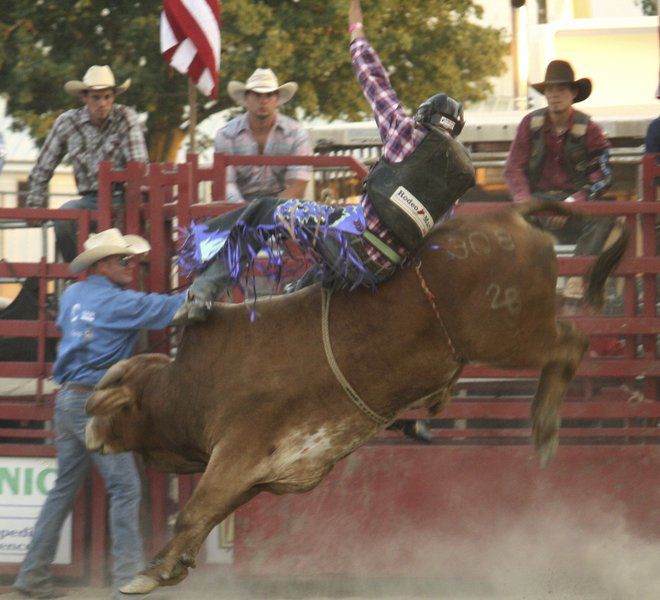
414, 93, 465, 137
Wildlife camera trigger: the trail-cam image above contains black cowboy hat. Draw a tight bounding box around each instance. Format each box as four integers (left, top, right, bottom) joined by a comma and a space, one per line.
531, 60, 592, 103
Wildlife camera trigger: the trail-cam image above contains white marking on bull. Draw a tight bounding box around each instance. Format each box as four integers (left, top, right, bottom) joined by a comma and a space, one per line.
267, 424, 367, 487
486, 283, 522, 315
272, 427, 333, 466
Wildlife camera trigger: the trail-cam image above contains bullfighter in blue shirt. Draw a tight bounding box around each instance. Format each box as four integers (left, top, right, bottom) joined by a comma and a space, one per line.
11, 229, 184, 600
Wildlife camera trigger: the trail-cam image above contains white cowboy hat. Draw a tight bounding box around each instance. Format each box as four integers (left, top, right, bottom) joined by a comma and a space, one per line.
227, 68, 298, 107
64, 65, 131, 96
70, 228, 150, 275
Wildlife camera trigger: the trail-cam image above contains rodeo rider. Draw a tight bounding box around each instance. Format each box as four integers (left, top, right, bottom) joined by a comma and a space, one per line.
174, 0, 475, 322
172, 0, 476, 445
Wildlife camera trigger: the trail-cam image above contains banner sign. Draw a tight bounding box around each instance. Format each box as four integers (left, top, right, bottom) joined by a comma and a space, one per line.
0, 457, 72, 564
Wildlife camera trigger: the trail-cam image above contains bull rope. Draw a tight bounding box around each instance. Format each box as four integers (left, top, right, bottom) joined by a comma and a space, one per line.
320, 288, 455, 427
320, 288, 393, 426
414, 262, 463, 362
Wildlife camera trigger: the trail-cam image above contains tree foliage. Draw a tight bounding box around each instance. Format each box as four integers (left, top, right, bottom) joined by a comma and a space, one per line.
635, 0, 657, 15
0, 0, 507, 162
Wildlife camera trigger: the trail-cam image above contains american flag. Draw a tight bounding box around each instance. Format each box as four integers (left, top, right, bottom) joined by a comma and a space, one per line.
160, 0, 221, 99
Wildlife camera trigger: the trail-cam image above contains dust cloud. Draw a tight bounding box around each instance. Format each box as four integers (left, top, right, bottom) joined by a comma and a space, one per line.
38, 496, 660, 599
150, 506, 659, 599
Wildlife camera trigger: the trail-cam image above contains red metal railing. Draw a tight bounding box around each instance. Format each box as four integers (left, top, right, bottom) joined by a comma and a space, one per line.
0, 152, 657, 583
0, 210, 102, 584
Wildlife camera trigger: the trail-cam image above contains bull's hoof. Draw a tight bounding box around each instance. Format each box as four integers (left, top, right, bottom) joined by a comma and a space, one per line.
535, 433, 558, 467
119, 574, 160, 595
180, 552, 196, 568
159, 559, 190, 587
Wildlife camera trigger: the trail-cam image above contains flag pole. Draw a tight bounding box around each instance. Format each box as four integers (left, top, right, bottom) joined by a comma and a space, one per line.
188, 78, 197, 154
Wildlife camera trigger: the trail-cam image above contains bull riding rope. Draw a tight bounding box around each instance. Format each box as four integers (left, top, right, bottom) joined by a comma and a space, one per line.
320, 288, 452, 427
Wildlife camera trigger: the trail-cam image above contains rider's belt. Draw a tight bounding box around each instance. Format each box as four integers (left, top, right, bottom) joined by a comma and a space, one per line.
61, 382, 95, 392
362, 231, 403, 265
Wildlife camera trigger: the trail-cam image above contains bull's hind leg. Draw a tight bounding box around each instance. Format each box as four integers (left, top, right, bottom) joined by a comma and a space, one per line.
531, 320, 589, 466
121, 447, 260, 595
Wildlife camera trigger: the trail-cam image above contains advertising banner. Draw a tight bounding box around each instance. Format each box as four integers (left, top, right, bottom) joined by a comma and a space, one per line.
0, 456, 72, 564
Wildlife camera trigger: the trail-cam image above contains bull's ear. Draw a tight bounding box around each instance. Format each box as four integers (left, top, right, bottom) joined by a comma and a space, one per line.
96, 360, 130, 390
86, 387, 134, 417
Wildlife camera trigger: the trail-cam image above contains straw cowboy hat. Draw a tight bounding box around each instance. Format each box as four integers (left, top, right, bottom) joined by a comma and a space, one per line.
227, 68, 298, 107
70, 228, 150, 275
64, 65, 131, 96
531, 60, 592, 103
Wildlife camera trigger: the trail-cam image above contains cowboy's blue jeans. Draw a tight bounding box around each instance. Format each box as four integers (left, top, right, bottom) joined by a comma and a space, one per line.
14, 387, 144, 596
54, 192, 123, 262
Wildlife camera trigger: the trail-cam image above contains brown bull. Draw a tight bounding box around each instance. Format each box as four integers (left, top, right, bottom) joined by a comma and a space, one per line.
84, 200, 628, 594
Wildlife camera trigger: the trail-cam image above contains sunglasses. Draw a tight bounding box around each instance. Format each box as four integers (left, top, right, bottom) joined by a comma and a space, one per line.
116, 256, 133, 267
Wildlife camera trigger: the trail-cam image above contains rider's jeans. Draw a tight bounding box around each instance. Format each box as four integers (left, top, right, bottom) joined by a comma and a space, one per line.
54, 192, 123, 262
14, 387, 144, 596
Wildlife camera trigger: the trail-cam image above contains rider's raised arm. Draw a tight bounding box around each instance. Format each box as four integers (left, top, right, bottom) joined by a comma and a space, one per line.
349, 0, 365, 42
348, 0, 417, 154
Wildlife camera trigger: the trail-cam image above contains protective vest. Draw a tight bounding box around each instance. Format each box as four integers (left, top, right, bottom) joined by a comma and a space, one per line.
364, 128, 475, 250
526, 108, 591, 193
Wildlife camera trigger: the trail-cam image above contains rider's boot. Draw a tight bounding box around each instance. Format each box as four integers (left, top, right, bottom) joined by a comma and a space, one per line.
388, 419, 433, 444
284, 265, 321, 294
172, 261, 231, 326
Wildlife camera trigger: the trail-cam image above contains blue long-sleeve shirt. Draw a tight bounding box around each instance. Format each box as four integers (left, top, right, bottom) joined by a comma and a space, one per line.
52, 275, 185, 385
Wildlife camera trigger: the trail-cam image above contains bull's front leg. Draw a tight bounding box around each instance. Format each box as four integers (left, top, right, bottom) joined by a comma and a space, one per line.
121, 448, 260, 594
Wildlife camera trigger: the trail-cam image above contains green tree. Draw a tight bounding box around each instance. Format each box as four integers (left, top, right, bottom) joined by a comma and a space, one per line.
0, 0, 507, 162
635, 0, 657, 15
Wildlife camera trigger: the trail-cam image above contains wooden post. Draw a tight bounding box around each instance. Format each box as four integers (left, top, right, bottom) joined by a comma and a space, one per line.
188, 79, 197, 154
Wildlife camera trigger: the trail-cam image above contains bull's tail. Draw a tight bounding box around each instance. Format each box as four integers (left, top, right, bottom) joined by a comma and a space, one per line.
583, 220, 630, 312
513, 199, 630, 313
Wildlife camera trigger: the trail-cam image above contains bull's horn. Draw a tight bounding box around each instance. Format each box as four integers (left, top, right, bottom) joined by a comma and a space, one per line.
86, 387, 133, 417
96, 360, 129, 390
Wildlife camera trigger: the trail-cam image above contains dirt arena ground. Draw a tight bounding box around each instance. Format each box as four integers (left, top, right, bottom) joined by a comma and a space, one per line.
4, 553, 658, 600
1, 378, 657, 600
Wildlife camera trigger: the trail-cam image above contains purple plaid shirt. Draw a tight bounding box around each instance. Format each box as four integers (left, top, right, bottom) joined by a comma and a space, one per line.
351, 38, 429, 266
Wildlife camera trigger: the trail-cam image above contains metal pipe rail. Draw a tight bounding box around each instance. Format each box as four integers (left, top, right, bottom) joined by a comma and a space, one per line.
0, 151, 657, 587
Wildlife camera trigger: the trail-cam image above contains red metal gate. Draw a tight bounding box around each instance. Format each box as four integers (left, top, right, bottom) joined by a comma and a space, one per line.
0, 152, 657, 585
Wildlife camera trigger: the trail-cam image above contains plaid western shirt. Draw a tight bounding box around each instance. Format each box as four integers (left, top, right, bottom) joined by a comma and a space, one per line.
27, 104, 148, 208
351, 37, 429, 266
215, 112, 312, 203
504, 108, 611, 203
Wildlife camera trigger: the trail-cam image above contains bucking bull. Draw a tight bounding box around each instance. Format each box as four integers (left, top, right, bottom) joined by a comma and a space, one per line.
85, 199, 628, 594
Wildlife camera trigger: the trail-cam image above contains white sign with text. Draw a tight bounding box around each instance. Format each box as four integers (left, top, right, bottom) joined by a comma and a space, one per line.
0, 456, 72, 564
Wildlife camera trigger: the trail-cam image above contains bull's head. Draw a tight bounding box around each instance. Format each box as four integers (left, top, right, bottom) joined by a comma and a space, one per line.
85, 354, 171, 454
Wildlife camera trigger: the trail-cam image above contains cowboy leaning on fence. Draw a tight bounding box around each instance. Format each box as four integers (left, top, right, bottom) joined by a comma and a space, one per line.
25, 66, 148, 262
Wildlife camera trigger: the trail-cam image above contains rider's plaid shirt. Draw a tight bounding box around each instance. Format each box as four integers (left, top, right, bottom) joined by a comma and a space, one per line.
27, 104, 148, 208
351, 37, 429, 267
